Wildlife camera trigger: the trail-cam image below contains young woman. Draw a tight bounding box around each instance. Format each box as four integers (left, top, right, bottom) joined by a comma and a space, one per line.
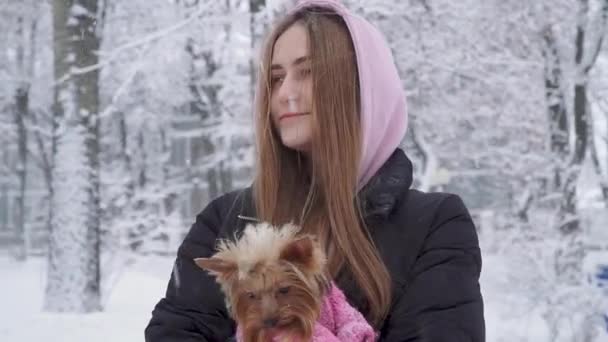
145, 1, 485, 341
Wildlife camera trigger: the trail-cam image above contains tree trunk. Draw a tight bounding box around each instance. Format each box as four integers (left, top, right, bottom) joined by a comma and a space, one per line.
249, 0, 266, 101
590, 133, 608, 204
553, 0, 608, 288
136, 130, 147, 189
557, 0, 608, 234
13, 16, 29, 261
29, 109, 54, 244
118, 109, 134, 197
541, 25, 569, 193
14, 86, 28, 261
590, 0, 608, 205
45, 0, 102, 313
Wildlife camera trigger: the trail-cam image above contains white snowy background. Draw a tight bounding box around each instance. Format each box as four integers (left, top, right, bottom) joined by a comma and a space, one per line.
1, 0, 608, 341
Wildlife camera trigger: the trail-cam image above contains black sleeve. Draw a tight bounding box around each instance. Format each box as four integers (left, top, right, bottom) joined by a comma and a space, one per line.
145, 196, 236, 342
380, 195, 485, 342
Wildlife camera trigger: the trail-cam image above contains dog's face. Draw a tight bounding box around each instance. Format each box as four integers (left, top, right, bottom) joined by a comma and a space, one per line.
230, 245, 326, 340
195, 223, 329, 341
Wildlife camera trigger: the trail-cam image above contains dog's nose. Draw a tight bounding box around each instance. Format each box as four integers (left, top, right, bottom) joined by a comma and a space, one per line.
263, 318, 278, 328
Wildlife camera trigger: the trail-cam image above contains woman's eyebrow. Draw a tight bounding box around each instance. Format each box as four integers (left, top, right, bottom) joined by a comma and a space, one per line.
271, 56, 310, 70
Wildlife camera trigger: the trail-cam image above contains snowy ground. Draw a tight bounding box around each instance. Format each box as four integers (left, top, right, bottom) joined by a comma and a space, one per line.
1, 249, 607, 341
0, 255, 173, 342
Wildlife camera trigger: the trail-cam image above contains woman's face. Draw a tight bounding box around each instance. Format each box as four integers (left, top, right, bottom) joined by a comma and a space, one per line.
270, 23, 313, 153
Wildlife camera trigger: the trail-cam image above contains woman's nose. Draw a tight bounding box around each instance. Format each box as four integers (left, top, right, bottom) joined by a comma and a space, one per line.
278, 75, 301, 105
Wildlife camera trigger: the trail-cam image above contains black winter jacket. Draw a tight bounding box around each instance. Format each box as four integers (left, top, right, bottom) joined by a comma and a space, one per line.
145, 149, 485, 341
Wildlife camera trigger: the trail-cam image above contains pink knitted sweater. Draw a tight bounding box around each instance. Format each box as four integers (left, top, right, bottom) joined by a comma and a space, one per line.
236, 282, 376, 341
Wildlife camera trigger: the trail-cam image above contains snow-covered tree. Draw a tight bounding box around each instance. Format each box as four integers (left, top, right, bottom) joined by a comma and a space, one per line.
44, 0, 105, 313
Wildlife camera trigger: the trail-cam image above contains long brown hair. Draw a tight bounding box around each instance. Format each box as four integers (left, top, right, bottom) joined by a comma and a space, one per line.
252, 6, 392, 326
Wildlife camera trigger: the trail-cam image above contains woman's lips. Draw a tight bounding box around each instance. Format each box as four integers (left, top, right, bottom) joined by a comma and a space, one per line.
279, 112, 309, 121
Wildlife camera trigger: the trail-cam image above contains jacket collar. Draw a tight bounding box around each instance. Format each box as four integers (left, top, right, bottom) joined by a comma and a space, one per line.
358, 148, 413, 220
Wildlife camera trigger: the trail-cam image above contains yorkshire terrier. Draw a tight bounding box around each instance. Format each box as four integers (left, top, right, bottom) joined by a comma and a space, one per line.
195, 223, 330, 342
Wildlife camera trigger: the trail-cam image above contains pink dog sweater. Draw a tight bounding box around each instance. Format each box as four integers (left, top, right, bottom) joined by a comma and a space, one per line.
311, 282, 377, 341
236, 282, 376, 341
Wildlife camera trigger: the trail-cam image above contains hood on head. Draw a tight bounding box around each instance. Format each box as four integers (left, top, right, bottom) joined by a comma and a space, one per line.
288, 0, 409, 190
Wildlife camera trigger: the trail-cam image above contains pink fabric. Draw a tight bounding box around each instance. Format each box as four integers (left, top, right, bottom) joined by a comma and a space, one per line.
312, 282, 376, 341
289, 0, 409, 190
236, 282, 376, 341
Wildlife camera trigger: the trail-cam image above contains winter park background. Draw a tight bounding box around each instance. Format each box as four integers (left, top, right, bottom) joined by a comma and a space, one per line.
1, 0, 608, 341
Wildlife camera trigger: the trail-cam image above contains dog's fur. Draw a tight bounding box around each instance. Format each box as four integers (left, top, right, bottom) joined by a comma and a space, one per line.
195, 223, 330, 342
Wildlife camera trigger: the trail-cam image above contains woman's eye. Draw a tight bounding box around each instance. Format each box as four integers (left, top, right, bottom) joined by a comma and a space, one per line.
277, 286, 290, 295
246, 292, 256, 299
300, 68, 311, 77
271, 75, 284, 85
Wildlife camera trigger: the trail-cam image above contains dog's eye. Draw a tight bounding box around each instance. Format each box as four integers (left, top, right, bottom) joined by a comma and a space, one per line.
278, 286, 290, 295
246, 292, 256, 300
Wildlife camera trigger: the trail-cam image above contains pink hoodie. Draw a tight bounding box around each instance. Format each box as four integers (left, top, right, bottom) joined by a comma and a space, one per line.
289, 0, 409, 190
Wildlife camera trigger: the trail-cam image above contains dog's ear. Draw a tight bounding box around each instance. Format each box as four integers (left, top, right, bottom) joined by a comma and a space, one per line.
194, 257, 237, 282
279, 236, 318, 269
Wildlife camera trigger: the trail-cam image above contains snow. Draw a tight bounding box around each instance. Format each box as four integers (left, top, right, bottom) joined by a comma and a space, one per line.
1, 247, 607, 341
0, 255, 173, 342
69, 4, 91, 18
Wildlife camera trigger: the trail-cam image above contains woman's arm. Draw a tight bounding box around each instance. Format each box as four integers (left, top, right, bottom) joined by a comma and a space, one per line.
380, 195, 485, 342
145, 197, 236, 342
